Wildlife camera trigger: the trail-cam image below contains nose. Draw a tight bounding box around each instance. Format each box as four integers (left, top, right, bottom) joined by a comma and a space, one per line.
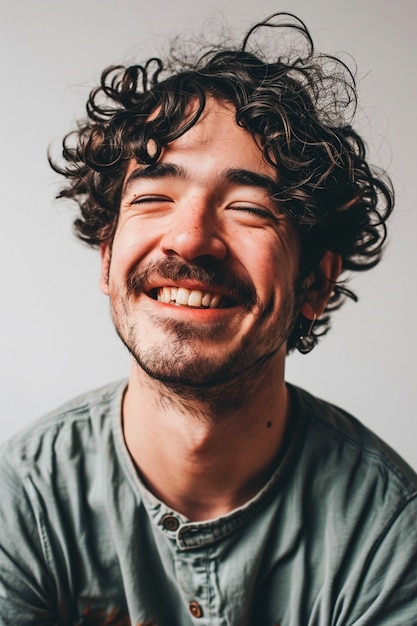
160, 201, 227, 262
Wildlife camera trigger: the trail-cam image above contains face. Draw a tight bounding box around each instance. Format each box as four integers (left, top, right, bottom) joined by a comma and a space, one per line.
101, 98, 302, 388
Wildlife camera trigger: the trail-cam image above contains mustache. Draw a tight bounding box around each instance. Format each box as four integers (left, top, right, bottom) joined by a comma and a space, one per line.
126, 257, 258, 309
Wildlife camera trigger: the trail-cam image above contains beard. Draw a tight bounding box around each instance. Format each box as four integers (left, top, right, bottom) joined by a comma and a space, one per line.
121, 319, 259, 387
110, 256, 299, 392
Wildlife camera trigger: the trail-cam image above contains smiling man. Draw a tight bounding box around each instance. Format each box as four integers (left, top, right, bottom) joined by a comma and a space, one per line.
1, 13, 416, 626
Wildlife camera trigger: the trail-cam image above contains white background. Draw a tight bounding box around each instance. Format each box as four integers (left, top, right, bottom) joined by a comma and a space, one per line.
1, 0, 416, 469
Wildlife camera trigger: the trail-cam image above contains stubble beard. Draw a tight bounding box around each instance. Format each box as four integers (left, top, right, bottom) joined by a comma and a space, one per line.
109, 256, 299, 407
111, 288, 297, 400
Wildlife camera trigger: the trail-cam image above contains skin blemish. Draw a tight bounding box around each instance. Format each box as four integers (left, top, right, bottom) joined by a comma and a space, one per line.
266, 421, 272, 429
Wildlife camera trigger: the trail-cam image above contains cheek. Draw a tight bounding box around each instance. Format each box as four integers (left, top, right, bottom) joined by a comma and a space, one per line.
110, 224, 159, 278
245, 232, 299, 297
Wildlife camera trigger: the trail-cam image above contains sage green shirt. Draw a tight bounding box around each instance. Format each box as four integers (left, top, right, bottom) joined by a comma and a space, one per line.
0, 380, 416, 625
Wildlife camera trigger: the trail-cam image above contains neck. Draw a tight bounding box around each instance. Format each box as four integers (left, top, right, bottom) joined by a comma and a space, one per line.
123, 353, 290, 521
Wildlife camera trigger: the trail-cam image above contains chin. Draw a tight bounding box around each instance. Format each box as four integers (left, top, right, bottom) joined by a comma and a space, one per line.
134, 348, 245, 388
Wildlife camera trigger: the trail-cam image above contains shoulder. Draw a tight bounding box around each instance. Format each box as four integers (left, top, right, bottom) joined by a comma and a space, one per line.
279, 385, 417, 622
0, 379, 127, 483
0, 381, 126, 620
288, 383, 417, 501
0, 379, 128, 564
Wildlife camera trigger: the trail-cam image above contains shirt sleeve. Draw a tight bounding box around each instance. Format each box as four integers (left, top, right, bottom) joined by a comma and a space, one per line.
0, 448, 58, 625
342, 493, 417, 625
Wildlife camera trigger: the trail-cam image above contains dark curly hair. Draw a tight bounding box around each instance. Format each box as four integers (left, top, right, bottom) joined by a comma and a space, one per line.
50, 13, 393, 354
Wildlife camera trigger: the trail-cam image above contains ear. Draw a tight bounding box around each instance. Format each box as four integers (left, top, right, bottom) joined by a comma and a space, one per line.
99, 243, 111, 295
300, 250, 342, 320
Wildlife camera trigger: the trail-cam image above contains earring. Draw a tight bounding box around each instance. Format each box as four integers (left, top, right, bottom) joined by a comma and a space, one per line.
297, 313, 317, 354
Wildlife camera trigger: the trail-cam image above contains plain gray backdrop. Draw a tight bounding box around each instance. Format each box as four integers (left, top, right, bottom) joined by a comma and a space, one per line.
1, 0, 416, 469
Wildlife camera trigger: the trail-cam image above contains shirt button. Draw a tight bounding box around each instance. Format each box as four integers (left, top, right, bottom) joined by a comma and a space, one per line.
189, 601, 203, 618
161, 514, 180, 531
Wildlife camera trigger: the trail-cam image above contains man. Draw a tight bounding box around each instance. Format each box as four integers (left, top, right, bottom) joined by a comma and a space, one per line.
0, 12, 416, 626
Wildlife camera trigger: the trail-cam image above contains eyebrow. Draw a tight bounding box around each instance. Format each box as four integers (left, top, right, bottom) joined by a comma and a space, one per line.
122, 162, 279, 196
123, 163, 187, 195
224, 168, 278, 194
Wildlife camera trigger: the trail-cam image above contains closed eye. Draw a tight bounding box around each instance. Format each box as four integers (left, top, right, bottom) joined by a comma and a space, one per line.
131, 195, 172, 205
229, 205, 278, 221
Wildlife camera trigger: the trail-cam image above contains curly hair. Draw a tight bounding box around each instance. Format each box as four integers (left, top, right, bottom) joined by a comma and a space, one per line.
50, 13, 393, 353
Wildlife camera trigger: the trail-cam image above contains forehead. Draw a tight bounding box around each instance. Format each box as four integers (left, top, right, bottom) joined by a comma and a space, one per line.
123, 98, 276, 184
162, 98, 269, 169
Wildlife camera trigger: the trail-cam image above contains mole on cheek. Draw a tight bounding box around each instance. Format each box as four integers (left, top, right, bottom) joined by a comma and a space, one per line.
266, 421, 272, 429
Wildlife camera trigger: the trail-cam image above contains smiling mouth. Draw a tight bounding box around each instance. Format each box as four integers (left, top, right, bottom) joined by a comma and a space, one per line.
155, 286, 234, 309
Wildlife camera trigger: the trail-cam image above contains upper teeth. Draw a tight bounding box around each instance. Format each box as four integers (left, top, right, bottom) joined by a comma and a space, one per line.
157, 286, 222, 308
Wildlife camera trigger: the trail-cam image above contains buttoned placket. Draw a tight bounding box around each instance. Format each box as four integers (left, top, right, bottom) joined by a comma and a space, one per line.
147, 503, 269, 625
158, 512, 220, 623
132, 446, 299, 626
